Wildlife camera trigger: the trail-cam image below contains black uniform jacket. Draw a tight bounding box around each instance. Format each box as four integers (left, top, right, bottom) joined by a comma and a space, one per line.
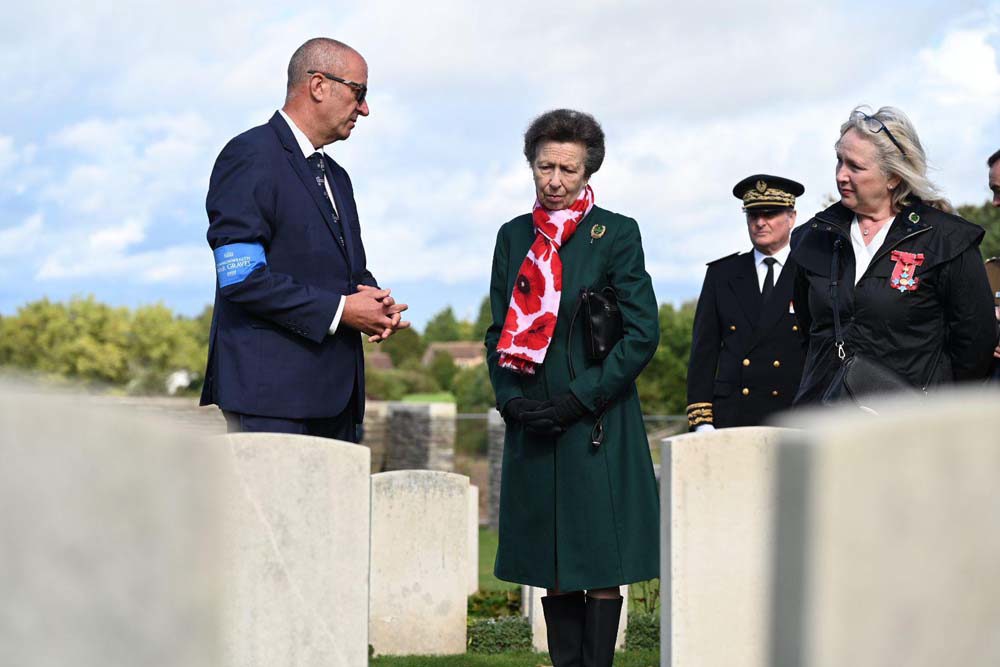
791, 200, 998, 404
687, 250, 807, 429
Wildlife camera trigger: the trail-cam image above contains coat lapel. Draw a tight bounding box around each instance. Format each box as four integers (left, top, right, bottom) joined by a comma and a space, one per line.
752, 257, 795, 346
729, 253, 762, 326
324, 156, 356, 272
269, 113, 351, 265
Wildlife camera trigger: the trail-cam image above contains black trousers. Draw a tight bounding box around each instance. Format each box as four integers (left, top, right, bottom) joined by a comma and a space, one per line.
222, 394, 360, 443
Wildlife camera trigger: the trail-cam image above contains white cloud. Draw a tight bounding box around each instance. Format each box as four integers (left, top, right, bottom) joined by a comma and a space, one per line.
0, 213, 43, 257
2, 1, 999, 321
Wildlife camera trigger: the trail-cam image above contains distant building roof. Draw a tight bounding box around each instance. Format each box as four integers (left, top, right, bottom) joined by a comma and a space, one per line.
366, 349, 394, 371
421, 341, 485, 368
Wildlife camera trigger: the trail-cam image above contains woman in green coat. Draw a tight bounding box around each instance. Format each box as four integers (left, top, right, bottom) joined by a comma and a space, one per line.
485, 109, 660, 666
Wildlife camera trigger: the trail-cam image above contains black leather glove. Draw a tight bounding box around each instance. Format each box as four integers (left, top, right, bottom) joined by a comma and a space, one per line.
521, 393, 589, 435
501, 398, 544, 425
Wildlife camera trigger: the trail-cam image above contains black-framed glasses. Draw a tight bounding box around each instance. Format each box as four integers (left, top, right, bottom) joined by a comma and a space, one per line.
307, 69, 367, 105
852, 110, 907, 158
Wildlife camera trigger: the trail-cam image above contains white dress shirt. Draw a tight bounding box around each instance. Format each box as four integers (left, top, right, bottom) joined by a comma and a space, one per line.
277, 109, 346, 335
752, 244, 791, 291
850, 216, 892, 286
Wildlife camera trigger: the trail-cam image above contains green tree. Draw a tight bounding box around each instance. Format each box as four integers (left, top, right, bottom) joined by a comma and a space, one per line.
635, 301, 697, 415
428, 350, 458, 391
423, 306, 462, 343
381, 327, 426, 367
472, 296, 492, 342
957, 201, 1000, 259
452, 363, 495, 413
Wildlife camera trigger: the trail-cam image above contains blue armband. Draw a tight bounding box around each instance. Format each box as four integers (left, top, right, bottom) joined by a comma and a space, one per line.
214, 243, 266, 287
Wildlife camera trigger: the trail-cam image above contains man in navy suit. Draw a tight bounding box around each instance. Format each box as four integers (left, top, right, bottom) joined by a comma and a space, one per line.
201, 37, 409, 441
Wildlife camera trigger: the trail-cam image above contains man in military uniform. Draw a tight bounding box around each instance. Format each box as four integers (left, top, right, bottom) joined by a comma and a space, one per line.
686, 174, 808, 431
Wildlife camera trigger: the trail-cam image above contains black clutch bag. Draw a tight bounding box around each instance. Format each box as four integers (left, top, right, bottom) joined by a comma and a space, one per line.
579, 286, 623, 361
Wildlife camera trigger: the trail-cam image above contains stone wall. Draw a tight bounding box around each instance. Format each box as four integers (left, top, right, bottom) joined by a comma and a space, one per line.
384, 402, 456, 472
361, 400, 389, 473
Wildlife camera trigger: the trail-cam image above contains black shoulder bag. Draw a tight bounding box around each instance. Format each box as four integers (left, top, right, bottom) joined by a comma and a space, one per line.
821, 238, 941, 413
568, 286, 624, 446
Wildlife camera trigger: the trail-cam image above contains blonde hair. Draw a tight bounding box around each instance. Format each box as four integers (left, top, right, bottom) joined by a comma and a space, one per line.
837, 105, 952, 213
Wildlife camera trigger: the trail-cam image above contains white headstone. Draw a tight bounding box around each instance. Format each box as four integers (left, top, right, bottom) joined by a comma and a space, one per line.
222, 432, 371, 667
770, 389, 1000, 667
523, 585, 628, 652
369, 470, 469, 655
660, 426, 790, 667
0, 385, 225, 667
468, 484, 480, 595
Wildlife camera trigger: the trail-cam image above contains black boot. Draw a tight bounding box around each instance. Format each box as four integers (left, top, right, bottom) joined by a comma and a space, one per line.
541, 591, 586, 666
582, 595, 623, 667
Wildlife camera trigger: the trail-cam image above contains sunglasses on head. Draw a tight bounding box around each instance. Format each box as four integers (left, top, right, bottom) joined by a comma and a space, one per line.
851, 110, 907, 158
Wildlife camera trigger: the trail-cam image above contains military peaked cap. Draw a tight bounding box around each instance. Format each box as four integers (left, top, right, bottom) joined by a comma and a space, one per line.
733, 174, 805, 211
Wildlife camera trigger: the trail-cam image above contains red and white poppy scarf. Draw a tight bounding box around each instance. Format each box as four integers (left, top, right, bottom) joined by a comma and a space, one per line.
497, 185, 595, 375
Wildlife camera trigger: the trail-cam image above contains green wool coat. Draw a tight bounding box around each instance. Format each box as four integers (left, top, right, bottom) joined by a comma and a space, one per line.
486, 205, 661, 592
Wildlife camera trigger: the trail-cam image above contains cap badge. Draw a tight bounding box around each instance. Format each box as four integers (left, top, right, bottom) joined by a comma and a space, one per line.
755, 180, 767, 193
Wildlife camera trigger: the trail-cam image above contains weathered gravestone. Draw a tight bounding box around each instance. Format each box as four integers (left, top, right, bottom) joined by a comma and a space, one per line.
487, 408, 505, 530
659, 426, 788, 667
0, 384, 225, 667
384, 402, 456, 472
770, 389, 1000, 667
361, 399, 389, 473
522, 585, 628, 652
369, 470, 469, 655
468, 484, 480, 595
221, 432, 370, 667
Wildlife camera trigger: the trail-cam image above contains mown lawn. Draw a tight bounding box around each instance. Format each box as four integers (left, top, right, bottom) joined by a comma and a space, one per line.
371, 649, 660, 666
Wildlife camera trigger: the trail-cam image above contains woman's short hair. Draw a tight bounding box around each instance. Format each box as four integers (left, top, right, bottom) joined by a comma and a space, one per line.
837, 105, 951, 212
523, 109, 606, 177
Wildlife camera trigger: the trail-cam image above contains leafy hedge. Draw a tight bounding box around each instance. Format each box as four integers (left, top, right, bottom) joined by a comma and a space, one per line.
467, 617, 532, 653
625, 611, 659, 650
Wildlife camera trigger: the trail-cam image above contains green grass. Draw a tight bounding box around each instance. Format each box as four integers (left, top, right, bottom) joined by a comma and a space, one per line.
479, 527, 518, 592
371, 649, 660, 666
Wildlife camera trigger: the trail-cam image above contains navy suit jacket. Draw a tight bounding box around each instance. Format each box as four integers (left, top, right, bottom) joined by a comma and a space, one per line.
200, 112, 376, 420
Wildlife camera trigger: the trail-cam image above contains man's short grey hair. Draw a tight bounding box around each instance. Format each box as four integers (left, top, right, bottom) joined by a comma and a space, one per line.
286, 38, 356, 92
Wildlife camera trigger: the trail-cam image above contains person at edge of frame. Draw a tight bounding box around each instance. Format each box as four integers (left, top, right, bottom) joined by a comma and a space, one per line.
986, 148, 1000, 382
685, 174, 808, 431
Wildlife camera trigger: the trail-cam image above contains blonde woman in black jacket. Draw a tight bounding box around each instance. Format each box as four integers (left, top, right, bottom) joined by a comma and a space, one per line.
791, 106, 997, 405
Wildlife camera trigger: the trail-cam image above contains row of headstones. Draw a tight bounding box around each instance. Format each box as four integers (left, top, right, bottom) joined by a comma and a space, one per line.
0, 387, 484, 665
660, 388, 1000, 667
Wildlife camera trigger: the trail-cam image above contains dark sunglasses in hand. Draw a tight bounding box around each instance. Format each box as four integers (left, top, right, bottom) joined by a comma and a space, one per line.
307, 69, 367, 105
851, 110, 907, 158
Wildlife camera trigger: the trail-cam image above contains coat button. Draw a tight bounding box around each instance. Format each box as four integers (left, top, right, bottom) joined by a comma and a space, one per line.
742, 358, 750, 366
772, 390, 779, 397
773, 360, 781, 368
730, 325, 737, 331
792, 325, 799, 332
742, 388, 750, 396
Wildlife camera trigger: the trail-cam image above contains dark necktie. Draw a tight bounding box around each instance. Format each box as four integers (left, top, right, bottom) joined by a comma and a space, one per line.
761, 257, 777, 303
306, 152, 346, 249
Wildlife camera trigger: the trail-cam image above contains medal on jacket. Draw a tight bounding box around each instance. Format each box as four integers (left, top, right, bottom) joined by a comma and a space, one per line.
889, 250, 925, 292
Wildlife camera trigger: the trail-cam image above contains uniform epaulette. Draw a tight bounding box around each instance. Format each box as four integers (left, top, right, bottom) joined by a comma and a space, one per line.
706, 252, 739, 266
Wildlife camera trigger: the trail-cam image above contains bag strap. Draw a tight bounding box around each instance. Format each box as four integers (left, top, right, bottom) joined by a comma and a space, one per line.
829, 239, 846, 361
830, 236, 943, 391
566, 287, 610, 447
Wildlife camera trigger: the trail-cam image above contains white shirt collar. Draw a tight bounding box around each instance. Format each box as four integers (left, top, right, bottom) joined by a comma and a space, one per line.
278, 109, 323, 159
753, 243, 791, 267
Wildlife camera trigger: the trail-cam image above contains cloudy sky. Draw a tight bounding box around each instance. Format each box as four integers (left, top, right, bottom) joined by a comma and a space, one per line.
1, 1, 998, 328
